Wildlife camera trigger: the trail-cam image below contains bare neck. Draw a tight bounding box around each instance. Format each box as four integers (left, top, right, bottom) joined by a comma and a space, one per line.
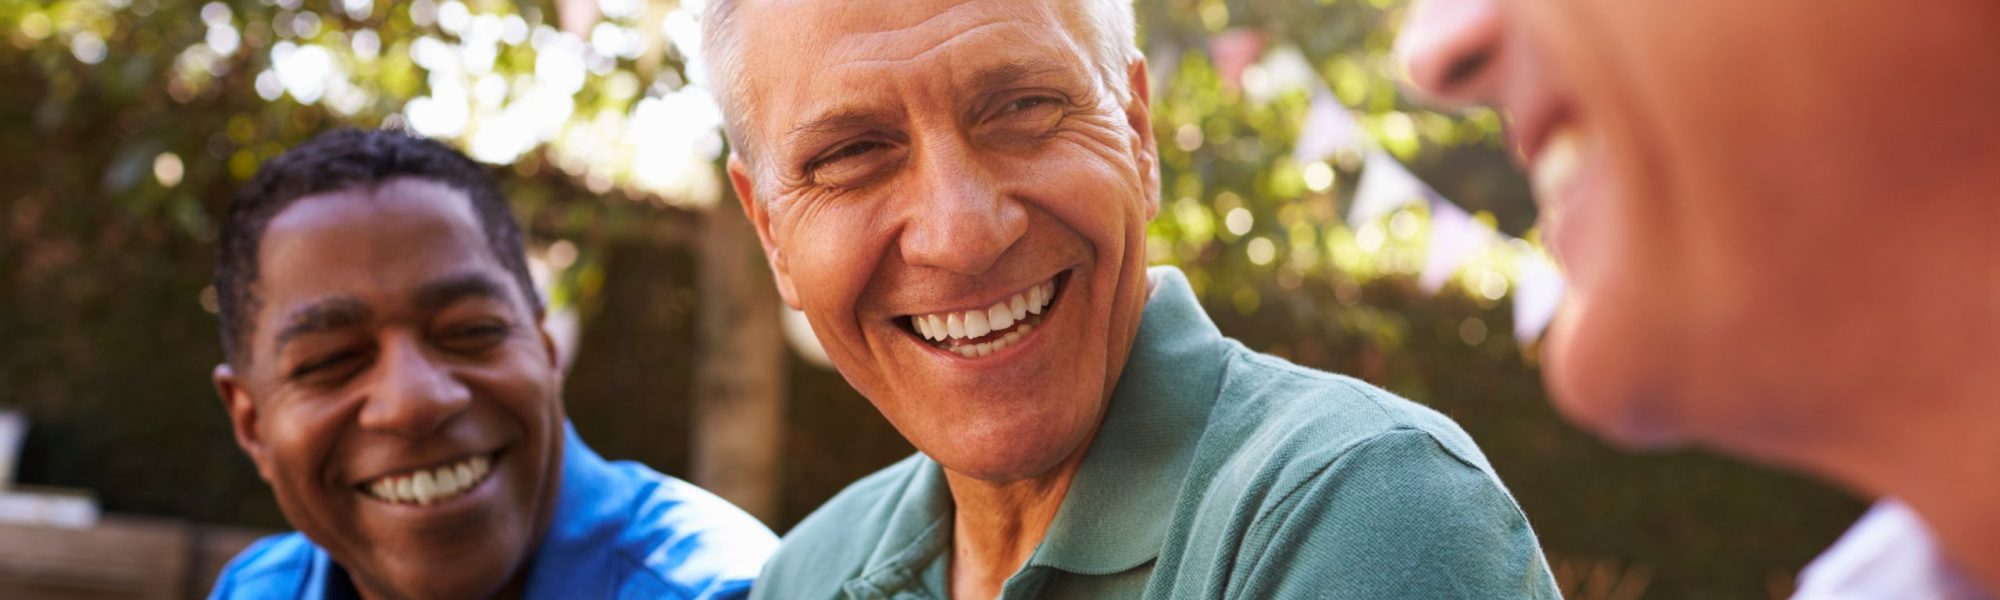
1789, 346, 2000, 593
1816, 400, 2000, 593
942, 452, 1088, 600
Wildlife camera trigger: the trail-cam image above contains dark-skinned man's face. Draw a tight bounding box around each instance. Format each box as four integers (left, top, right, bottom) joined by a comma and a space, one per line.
214, 178, 564, 600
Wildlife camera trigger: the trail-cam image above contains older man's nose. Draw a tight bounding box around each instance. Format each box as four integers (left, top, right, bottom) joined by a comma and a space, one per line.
359, 336, 471, 437
1396, 0, 1505, 105
897, 151, 1028, 275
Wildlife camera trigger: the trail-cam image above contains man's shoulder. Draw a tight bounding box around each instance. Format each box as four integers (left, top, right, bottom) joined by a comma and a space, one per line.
584, 459, 779, 599
1166, 344, 1558, 597
753, 454, 938, 599
209, 532, 317, 599
1209, 341, 1491, 472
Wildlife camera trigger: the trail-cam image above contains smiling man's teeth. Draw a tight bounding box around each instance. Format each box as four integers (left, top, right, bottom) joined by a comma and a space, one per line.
910, 279, 1057, 357
364, 454, 493, 506
1531, 126, 1581, 211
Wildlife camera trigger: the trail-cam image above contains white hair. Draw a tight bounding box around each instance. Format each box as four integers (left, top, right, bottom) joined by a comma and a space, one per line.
701, 0, 1138, 189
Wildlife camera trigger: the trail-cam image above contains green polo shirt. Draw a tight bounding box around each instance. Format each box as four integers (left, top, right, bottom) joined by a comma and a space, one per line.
756, 267, 1559, 599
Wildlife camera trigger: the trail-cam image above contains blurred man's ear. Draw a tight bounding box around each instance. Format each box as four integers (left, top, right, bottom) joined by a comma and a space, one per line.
728, 153, 802, 310
1123, 53, 1161, 221
213, 363, 275, 483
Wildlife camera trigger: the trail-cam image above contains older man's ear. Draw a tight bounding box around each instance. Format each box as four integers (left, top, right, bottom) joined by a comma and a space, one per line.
727, 154, 803, 310
1122, 54, 1161, 221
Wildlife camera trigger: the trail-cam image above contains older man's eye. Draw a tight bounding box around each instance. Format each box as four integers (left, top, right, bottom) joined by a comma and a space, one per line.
814, 141, 883, 167
984, 94, 1066, 137
998, 96, 1062, 115
808, 140, 898, 187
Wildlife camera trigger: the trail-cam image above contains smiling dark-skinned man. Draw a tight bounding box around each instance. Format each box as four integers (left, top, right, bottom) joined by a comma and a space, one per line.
206, 128, 776, 600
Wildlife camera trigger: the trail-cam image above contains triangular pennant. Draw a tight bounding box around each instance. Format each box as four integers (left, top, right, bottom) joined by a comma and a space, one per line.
1512, 249, 1567, 341
1418, 197, 1496, 293
1294, 85, 1364, 164
1208, 28, 1265, 93
1348, 150, 1429, 226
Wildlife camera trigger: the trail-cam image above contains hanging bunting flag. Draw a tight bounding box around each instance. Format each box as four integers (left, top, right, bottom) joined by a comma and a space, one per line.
1293, 86, 1364, 164
1148, 40, 1181, 98
1247, 44, 1317, 104
1349, 150, 1429, 226
1208, 28, 1265, 93
1418, 197, 1497, 293
1512, 249, 1567, 342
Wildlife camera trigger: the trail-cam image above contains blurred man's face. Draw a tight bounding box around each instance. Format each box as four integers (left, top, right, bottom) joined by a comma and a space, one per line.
214, 178, 564, 599
725, 0, 1159, 481
1397, 0, 2000, 451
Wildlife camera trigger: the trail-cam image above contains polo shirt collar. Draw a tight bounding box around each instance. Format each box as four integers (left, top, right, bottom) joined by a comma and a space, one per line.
522, 421, 628, 597
841, 463, 955, 599
1025, 266, 1228, 574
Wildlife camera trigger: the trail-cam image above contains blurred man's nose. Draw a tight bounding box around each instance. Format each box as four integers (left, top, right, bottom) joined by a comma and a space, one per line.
896, 141, 1027, 276
359, 335, 472, 437
1397, 0, 1505, 105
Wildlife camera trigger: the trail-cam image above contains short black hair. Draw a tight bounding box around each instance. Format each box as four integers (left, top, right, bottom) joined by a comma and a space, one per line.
215, 128, 541, 365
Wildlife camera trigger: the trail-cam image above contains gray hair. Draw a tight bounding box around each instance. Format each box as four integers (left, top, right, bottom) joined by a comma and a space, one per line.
701, 0, 1139, 196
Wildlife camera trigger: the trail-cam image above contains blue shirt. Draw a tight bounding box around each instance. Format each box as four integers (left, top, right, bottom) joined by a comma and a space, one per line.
211, 423, 778, 599
753, 267, 1558, 599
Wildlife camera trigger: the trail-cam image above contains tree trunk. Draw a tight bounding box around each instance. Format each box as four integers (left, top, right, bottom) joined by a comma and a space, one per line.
690, 205, 785, 524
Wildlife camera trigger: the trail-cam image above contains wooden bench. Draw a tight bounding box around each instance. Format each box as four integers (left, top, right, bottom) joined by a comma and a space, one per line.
0, 515, 271, 600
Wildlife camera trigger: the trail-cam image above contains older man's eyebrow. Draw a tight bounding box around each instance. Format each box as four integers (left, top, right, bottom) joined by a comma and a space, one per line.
963, 57, 1079, 95
784, 106, 906, 151
274, 297, 372, 352
413, 272, 516, 313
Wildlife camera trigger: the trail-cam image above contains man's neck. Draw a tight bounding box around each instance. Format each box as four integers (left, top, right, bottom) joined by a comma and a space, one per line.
942, 450, 1089, 600
1838, 408, 2000, 594
1903, 473, 2000, 594
1798, 370, 2000, 594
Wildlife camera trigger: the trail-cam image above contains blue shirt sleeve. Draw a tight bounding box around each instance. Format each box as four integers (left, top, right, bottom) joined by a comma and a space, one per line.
209, 533, 315, 600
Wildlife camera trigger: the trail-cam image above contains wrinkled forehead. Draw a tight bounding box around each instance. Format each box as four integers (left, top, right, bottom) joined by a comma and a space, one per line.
731, 0, 1090, 136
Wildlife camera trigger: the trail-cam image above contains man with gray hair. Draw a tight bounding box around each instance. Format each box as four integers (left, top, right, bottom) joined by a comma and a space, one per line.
704, 1, 1560, 597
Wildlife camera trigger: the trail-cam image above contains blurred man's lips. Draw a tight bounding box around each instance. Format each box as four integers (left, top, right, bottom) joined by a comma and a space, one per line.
898, 271, 1066, 358
355, 450, 500, 507
1530, 124, 1582, 210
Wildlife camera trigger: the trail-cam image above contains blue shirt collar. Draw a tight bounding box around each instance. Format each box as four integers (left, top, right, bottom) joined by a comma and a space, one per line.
522, 421, 629, 596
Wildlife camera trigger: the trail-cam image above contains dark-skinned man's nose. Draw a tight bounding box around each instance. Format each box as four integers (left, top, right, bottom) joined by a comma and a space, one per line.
897, 141, 1027, 276
358, 334, 472, 437
1397, 0, 1506, 106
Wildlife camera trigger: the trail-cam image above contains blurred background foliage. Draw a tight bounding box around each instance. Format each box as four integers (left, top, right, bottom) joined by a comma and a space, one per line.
0, 0, 1862, 597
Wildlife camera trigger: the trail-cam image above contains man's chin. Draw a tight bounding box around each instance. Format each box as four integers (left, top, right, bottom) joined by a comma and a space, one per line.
1547, 379, 1689, 451
352, 550, 525, 600
922, 424, 1094, 484
1543, 314, 1688, 451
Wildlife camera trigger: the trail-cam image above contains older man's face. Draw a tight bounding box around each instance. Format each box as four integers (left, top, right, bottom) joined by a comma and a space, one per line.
726, 0, 1158, 481
1398, 0, 2000, 452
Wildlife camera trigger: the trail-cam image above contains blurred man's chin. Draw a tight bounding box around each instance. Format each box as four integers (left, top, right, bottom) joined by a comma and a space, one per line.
1544, 313, 1688, 451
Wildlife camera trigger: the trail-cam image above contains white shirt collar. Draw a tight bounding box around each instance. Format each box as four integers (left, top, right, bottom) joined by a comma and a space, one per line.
1795, 500, 1990, 599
